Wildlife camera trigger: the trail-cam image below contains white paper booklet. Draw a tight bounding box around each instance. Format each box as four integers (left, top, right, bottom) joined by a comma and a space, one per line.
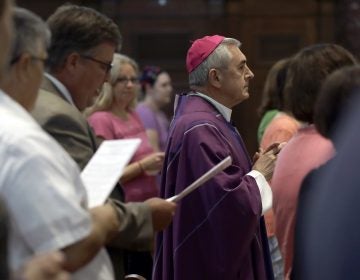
167, 156, 232, 203
81, 138, 141, 207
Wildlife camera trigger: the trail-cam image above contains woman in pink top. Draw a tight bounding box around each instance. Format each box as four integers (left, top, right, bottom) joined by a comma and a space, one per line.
87, 54, 164, 202
271, 44, 357, 279
86, 53, 165, 279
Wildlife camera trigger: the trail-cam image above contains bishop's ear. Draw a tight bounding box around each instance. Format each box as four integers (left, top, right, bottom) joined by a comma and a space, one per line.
208, 68, 222, 88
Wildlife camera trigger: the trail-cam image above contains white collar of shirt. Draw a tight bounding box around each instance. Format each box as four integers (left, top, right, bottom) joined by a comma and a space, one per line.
189, 91, 232, 122
44, 72, 75, 106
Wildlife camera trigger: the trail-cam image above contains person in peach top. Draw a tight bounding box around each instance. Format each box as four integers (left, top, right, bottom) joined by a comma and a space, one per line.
258, 58, 300, 280
292, 66, 360, 279
271, 44, 357, 279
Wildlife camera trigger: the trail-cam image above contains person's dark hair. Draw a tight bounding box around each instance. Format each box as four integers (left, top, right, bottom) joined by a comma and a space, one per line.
10, 8, 50, 64
46, 4, 121, 72
140, 65, 165, 93
314, 65, 360, 140
285, 44, 357, 123
258, 58, 290, 117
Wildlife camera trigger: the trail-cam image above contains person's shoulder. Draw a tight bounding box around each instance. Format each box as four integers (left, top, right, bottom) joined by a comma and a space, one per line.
33, 89, 83, 125
172, 97, 226, 132
88, 111, 114, 122
136, 103, 155, 119
129, 110, 143, 122
136, 102, 151, 112
180, 109, 223, 128
0, 102, 43, 142
36, 89, 69, 109
270, 113, 298, 128
298, 125, 328, 143
172, 113, 224, 143
0, 115, 62, 162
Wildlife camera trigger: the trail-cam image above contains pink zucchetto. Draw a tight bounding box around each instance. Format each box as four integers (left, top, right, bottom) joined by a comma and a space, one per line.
186, 35, 225, 73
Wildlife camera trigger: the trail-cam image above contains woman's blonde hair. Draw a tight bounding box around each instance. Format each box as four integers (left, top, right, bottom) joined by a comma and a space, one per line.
85, 53, 140, 116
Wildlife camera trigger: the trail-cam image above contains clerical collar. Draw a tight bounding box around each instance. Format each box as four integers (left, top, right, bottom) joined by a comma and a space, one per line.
189, 91, 232, 122
44, 72, 75, 106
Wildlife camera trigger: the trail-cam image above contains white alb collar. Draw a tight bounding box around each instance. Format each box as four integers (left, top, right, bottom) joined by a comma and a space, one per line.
189, 91, 232, 122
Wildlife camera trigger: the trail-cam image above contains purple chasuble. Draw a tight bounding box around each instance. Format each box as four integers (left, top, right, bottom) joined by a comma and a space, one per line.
153, 94, 274, 280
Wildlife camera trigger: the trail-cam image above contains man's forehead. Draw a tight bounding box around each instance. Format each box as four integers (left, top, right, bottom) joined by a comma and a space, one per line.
228, 45, 246, 63
90, 42, 116, 57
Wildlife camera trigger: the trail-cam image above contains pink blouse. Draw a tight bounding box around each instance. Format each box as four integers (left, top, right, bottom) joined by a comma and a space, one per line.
88, 110, 158, 202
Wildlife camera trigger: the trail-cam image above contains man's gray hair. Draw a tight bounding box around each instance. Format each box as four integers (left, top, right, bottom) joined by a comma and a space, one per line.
10, 8, 50, 63
189, 38, 241, 87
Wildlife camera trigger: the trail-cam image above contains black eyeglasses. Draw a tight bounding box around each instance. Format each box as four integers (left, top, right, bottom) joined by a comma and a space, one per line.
80, 54, 113, 73
115, 76, 140, 85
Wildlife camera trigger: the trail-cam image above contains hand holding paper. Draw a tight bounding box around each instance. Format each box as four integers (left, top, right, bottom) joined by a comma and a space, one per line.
167, 156, 232, 203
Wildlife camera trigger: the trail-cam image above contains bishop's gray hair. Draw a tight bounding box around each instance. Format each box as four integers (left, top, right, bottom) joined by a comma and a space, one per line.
189, 38, 241, 87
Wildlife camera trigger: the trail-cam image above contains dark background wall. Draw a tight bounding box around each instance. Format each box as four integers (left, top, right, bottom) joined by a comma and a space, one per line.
17, 0, 360, 155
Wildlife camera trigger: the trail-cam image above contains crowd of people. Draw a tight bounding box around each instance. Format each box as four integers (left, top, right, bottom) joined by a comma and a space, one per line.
0, 0, 359, 279
0, 2, 175, 280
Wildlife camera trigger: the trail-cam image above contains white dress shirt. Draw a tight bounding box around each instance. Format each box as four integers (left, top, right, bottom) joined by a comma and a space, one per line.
0, 90, 114, 279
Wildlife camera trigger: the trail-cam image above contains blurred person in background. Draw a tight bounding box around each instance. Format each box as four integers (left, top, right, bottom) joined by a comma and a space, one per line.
258, 57, 300, 280
136, 65, 173, 152
292, 65, 360, 280
258, 58, 300, 146
271, 43, 357, 279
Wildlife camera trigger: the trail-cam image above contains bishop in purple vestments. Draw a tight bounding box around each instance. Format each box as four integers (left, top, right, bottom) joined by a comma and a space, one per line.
153, 35, 278, 279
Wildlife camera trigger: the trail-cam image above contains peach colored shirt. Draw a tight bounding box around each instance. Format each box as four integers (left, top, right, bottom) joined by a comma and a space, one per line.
260, 113, 300, 237
271, 125, 334, 279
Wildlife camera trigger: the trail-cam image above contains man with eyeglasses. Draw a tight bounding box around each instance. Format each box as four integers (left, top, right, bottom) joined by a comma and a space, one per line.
3, 9, 48, 111
31, 4, 176, 280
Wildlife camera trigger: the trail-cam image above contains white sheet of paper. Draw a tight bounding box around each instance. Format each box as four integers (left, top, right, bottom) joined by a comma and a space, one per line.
81, 138, 141, 208
167, 156, 232, 203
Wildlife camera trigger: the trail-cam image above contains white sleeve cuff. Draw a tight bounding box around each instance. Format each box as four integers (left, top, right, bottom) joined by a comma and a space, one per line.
247, 170, 273, 215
